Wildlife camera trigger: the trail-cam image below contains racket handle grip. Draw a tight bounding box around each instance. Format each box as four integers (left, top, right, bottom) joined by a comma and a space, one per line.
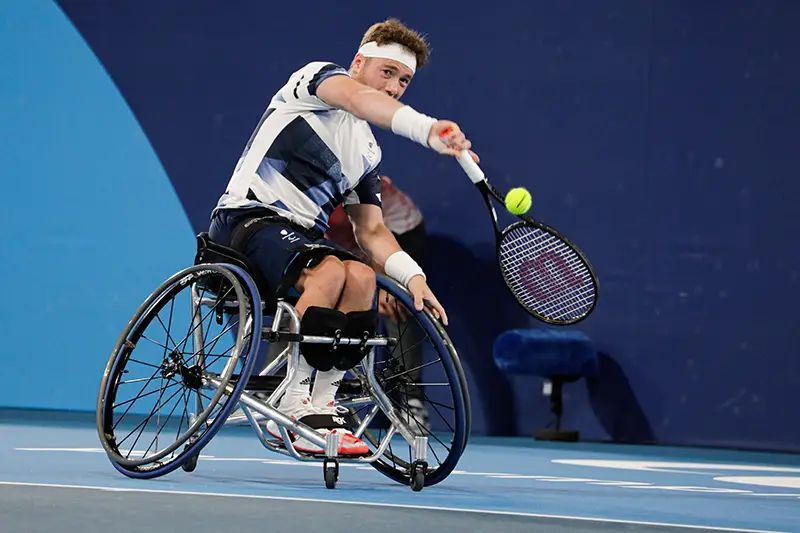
439, 127, 485, 183
456, 149, 485, 184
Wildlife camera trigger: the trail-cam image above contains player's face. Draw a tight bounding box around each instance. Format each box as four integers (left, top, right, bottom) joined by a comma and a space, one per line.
353, 57, 414, 100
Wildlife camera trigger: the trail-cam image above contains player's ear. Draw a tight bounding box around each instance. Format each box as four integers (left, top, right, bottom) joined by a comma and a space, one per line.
350, 54, 365, 74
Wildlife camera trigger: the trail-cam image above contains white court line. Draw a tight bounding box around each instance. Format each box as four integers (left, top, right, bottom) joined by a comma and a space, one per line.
587, 481, 654, 486
744, 493, 800, 498
0, 480, 788, 533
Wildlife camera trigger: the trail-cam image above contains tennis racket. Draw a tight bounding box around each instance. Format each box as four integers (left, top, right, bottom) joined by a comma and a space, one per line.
445, 145, 599, 325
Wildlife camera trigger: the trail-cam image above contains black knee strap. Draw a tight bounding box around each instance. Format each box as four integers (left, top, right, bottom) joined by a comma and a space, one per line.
300, 307, 347, 372
334, 310, 378, 371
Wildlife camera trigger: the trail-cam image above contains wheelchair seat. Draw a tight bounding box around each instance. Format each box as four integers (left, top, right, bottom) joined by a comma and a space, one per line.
194, 232, 277, 310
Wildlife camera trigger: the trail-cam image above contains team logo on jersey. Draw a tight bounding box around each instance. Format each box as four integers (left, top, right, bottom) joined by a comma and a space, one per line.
366, 140, 377, 163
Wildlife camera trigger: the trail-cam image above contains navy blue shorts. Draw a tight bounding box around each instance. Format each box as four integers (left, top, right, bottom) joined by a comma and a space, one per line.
209, 208, 359, 298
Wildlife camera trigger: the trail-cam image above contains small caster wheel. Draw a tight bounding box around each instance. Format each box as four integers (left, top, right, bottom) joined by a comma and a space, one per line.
410, 460, 427, 492
323, 459, 339, 490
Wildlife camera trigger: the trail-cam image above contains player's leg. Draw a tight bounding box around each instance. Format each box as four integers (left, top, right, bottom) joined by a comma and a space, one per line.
294, 256, 347, 315
211, 212, 345, 413
277, 255, 347, 421
212, 212, 376, 454
297, 259, 375, 455
244, 241, 357, 453
271, 249, 380, 457
310, 260, 376, 411
338, 260, 377, 312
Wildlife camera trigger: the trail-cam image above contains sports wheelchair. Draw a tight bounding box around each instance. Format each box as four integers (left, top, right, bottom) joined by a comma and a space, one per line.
96, 233, 471, 491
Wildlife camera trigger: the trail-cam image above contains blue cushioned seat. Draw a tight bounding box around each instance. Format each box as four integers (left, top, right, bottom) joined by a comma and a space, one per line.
493, 328, 598, 442
493, 329, 598, 379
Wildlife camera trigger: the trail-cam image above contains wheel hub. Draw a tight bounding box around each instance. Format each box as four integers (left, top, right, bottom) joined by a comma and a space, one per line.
160, 350, 203, 389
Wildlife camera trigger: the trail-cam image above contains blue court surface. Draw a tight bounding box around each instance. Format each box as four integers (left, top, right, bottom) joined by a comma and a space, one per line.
1, 410, 798, 533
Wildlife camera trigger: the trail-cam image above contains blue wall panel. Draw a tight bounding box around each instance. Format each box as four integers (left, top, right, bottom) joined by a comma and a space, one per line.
0, 0, 196, 412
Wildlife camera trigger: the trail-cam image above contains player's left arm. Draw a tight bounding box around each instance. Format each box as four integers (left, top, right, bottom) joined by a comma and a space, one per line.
347, 204, 448, 325
341, 166, 397, 273
347, 204, 402, 275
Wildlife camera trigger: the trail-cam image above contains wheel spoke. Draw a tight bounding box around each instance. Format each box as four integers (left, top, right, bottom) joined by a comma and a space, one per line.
112, 366, 174, 429
142, 386, 190, 457
113, 381, 179, 411
382, 359, 440, 382
154, 297, 178, 357
117, 384, 185, 454
173, 284, 234, 358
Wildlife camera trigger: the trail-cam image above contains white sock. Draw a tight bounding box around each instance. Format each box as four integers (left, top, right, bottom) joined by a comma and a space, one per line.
280, 354, 314, 409
311, 369, 346, 410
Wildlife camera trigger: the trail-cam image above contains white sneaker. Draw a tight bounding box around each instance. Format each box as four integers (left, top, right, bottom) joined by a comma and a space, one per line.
313, 401, 369, 456
267, 397, 369, 456
266, 396, 323, 454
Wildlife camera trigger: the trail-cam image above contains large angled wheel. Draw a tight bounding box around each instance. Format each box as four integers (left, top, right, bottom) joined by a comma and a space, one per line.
96, 263, 262, 478
346, 275, 471, 488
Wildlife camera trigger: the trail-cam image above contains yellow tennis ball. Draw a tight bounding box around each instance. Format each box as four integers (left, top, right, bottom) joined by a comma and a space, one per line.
505, 187, 532, 215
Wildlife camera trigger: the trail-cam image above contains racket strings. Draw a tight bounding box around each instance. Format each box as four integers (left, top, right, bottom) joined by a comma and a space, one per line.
503, 236, 593, 308
499, 226, 596, 322
500, 237, 594, 315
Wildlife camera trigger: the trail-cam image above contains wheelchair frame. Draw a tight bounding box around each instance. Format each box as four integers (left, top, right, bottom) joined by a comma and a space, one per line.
190, 265, 430, 488
98, 254, 470, 492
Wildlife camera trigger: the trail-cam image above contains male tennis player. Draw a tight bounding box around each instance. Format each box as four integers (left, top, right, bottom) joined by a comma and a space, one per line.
209, 18, 477, 455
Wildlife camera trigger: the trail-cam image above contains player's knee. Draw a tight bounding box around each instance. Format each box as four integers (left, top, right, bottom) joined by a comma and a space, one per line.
316, 255, 347, 286
302, 255, 346, 300
343, 260, 376, 296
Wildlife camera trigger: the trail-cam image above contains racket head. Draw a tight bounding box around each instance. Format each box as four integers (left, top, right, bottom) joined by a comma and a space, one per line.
497, 220, 598, 325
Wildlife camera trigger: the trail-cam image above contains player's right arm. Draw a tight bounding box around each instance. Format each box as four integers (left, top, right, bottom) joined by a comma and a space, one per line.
316, 74, 478, 161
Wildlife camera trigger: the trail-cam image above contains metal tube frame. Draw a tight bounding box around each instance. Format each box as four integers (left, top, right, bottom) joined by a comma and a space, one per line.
198, 296, 427, 466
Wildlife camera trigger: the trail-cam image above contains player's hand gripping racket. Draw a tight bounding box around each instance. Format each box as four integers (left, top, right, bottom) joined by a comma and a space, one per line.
441, 135, 599, 325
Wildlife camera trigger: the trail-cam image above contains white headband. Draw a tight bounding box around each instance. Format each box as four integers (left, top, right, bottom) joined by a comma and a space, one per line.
357, 41, 417, 73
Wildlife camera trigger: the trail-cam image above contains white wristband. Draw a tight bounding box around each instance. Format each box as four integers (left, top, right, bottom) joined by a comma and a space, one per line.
391, 105, 437, 148
384, 251, 426, 288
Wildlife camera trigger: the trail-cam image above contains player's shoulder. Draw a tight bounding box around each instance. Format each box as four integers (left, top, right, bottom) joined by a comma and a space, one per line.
274, 61, 352, 110
292, 61, 350, 80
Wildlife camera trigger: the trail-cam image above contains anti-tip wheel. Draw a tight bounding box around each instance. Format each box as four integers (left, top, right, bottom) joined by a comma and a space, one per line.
180, 441, 199, 473
181, 454, 198, 473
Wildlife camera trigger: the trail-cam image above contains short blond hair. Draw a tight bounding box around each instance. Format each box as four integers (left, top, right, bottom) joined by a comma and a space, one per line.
359, 18, 431, 69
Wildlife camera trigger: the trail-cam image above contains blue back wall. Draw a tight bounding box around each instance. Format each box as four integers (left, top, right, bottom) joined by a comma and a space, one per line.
2, 0, 798, 451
